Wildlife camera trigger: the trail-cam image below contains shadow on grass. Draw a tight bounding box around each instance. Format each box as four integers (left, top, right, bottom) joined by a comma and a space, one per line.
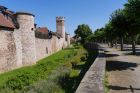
64, 47, 76, 50
60, 76, 81, 93
61, 54, 97, 93
64, 46, 80, 50
74, 64, 85, 70
61, 43, 98, 93
106, 61, 138, 71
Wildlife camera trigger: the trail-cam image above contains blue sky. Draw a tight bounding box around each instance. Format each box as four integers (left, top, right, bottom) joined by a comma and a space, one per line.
0, 0, 127, 36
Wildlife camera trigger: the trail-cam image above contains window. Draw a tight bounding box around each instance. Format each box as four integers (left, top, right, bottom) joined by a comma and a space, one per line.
31, 28, 34, 31
46, 47, 48, 54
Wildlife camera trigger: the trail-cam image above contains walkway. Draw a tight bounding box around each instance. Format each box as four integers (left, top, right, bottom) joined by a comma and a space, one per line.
104, 44, 140, 93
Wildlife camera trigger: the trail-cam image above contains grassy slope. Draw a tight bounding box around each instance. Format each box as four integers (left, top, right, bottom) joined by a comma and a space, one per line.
0, 45, 98, 93
0, 47, 77, 90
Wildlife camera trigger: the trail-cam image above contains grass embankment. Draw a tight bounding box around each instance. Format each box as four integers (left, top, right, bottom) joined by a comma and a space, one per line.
0, 45, 98, 93
105, 71, 109, 93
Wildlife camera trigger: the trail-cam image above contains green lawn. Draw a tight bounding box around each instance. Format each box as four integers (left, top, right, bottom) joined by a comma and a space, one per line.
0, 45, 98, 93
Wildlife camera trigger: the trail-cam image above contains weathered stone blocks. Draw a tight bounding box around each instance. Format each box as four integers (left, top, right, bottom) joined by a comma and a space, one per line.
0, 12, 70, 73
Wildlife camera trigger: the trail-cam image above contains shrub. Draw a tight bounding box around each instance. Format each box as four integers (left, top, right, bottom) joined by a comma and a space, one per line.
80, 55, 86, 61
23, 66, 70, 93
63, 62, 72, 68
0, 88, 16, 93
74, 52, 77, 56
5, 72, 38, 90
71, 57, 81, 68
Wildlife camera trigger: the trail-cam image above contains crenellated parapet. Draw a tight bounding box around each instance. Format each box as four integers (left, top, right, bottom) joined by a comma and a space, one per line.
56, 16, 65, 21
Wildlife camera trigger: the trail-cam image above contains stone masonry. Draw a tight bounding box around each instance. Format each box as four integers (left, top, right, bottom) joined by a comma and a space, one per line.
0, 6, 70, 73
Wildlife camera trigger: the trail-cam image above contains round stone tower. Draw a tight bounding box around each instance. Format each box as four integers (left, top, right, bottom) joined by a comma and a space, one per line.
56, 17, 65, 38
15, 12, 36, 66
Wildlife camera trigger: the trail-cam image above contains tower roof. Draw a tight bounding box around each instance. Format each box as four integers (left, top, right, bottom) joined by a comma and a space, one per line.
36, 27, 49, 33
15, 12, 35, 17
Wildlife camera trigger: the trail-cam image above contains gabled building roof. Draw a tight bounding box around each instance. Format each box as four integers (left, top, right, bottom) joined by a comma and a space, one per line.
0, 5, 7, 10
0, 13, 15, 29
36, 27, 49, 33
5, 10, 15, 15
35, 27, 50, 39
51, 32, 62, 38
35, 27, 62, 39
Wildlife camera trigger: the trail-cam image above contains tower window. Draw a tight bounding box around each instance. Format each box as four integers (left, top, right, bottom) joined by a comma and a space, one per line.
31, 28, 34, 31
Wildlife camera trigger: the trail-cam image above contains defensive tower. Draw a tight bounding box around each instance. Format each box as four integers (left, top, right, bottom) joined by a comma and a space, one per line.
15, 12, 36, 65
56, 17, 65, 38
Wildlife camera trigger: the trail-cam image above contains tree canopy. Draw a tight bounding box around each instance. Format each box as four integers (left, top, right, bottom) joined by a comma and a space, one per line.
74, 24, 92, 43
73, 0, 140, 54
125, 0, 140, 21
110, 9, 127, 38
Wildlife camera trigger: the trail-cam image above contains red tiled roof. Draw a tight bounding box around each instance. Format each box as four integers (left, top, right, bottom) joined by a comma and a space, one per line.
37, 27, 49, 33
0, 13, 15, 29
35, 27, 50, 39
5, 10, 14, 15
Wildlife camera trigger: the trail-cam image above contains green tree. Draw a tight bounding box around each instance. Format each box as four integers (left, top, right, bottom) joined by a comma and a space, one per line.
94, 28, 106, 43
124, 0, 140, 54
104, 23, 116, 48
110, 9, 127, 50
85, 33, 95, 42
74, 24, 92, 43
125, 0, 140, 22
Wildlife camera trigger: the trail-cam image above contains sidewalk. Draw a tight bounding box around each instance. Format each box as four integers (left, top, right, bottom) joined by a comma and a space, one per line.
105, 45, 140, 93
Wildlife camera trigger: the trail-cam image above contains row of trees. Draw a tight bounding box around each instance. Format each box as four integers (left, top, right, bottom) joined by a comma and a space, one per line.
74, 0, 140, 55
93, 0, 140, 55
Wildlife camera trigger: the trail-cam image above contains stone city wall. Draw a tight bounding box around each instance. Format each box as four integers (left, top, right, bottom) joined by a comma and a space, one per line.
35, 36, 65, 61
0, 12, 69, 73
0, 30, 17, 73
0, 30, 68, 73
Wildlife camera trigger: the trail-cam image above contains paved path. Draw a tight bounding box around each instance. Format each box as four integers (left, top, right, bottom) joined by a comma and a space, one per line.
103, 44, 140, 93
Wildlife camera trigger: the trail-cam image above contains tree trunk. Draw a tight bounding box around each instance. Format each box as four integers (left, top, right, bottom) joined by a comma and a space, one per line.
132, 38, 136, 55
120, 37, 123, 51
115, 41, 117, 49
108, 41, 110, 47
111, 41, 113, 48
